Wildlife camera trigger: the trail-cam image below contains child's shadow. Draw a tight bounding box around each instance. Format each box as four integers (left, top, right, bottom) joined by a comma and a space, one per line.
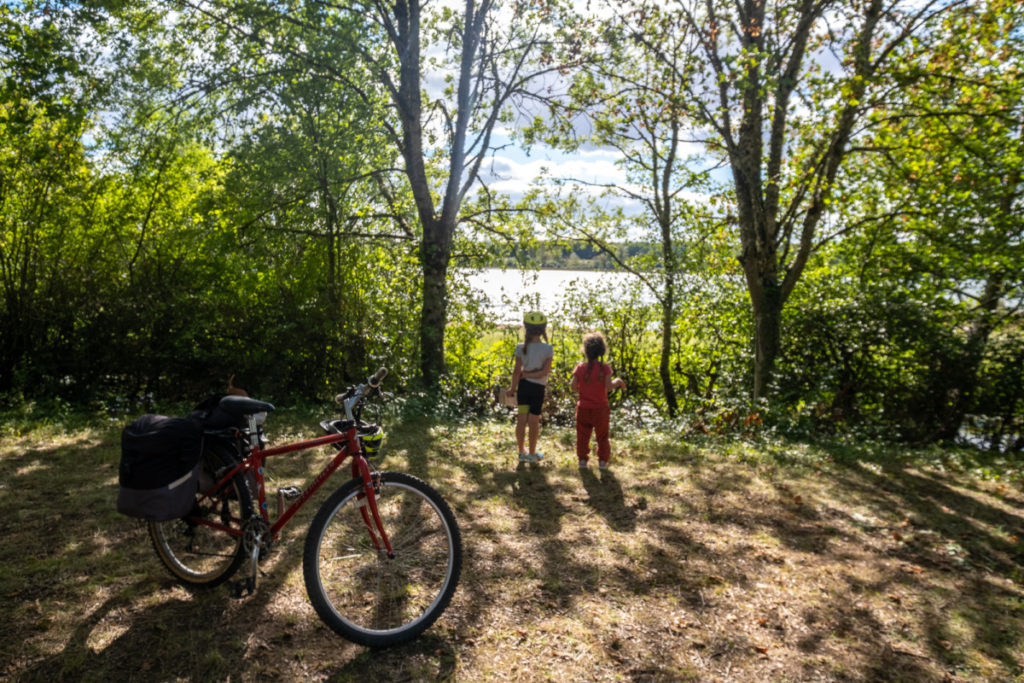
580, 468, 637, 532
492, 462, 569, 536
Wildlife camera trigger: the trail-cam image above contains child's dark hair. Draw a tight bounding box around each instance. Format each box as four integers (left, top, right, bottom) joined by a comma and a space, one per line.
582, 332, 607, 381
523, 322, 547, 356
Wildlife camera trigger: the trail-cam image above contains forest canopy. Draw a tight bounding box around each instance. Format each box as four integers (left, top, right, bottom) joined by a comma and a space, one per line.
1, 0, 1021, 449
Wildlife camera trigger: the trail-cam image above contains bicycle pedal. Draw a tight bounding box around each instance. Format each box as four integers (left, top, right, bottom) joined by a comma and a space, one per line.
278, 486, 302, 500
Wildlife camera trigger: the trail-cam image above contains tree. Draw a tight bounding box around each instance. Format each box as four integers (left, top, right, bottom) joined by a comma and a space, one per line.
0, 2, 109, 395
532, 9, 724, 417
164, 0, 575, 389
623, 0, 958, 402
336, 0, 579, 387
540, 6, 728, 417
829, 0, 1024, 440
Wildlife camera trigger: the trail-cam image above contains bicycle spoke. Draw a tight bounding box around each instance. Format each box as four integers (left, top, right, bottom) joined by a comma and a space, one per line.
303, 472, 462, 647
148, 445, 251, 587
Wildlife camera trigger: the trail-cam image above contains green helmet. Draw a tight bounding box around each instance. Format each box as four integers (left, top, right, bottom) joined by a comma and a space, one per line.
358, 424, 385, 457
523, 311, 547, 326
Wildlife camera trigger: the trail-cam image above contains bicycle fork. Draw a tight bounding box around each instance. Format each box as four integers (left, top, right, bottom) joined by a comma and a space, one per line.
353, 457, 395, 559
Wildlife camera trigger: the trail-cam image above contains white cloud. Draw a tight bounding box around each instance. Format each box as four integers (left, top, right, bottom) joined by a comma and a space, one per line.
477, 130, 627, 199
482, 148, 624, 195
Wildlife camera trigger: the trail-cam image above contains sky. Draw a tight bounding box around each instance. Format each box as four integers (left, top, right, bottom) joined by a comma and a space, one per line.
481, 130, 629, 200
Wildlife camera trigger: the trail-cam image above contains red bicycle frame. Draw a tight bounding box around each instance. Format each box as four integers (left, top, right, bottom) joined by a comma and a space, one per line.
191, 422, 394, 556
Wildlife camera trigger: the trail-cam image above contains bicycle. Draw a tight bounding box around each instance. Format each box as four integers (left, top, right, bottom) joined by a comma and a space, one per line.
146, 368, 463, 648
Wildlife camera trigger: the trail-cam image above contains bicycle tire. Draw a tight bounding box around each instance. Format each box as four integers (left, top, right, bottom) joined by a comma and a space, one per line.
148, 440, 254, 588
302, 471, 463, 648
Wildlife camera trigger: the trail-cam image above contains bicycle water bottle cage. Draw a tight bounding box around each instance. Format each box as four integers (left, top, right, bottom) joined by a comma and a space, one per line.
218, 395, 276, 418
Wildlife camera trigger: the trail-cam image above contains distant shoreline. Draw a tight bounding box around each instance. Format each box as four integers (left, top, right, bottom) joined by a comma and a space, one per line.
459, 268, 644, 325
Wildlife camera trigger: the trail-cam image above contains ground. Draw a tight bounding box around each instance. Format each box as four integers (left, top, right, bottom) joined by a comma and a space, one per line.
2, 412, 1022, 681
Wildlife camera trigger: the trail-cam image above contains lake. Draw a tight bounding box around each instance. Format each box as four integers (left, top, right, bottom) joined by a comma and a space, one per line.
458, 268, 642, 324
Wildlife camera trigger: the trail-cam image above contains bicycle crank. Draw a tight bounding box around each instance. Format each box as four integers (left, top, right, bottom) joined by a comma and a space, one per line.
232, 517, 271, 598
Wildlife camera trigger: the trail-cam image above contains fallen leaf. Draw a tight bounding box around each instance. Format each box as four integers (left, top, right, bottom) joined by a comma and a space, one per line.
893, 531, 904, 542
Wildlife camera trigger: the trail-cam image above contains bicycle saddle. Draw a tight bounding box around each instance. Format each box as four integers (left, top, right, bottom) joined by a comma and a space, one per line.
218, 394, 276, 416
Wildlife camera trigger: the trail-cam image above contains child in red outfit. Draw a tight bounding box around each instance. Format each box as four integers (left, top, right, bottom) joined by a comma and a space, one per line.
570, 332, 625, 469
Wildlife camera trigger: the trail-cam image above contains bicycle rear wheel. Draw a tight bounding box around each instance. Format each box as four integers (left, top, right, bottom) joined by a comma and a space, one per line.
303, 472, 462, 648
148, 441, 253, 588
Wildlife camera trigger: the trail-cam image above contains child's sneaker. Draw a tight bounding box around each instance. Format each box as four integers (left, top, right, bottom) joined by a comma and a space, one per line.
518, 452, 530, 463
530, 452, 544, 462
598, 460, 610, 470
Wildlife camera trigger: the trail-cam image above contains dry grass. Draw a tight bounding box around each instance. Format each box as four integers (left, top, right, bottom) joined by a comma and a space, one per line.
2, 412, 1023, 682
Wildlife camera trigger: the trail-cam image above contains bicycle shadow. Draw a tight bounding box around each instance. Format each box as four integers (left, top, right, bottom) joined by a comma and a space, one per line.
579, 467, 638, 532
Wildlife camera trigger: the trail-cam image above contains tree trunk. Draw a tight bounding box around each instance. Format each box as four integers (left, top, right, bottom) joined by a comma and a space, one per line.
660, 276, 678, 417
750, 279, 782, 403
934, 270, 1009, 440
419, 219, 450, 387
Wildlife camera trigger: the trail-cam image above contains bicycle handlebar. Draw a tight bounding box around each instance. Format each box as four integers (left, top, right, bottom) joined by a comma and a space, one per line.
336, 367, 389, 421
368, 366, 388, 388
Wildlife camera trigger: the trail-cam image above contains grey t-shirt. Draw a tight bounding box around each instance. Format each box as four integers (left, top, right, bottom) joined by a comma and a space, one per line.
515, 342, 553, 386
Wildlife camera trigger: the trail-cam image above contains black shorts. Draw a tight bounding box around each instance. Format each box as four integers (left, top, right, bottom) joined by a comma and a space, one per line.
516, 379, 546, 416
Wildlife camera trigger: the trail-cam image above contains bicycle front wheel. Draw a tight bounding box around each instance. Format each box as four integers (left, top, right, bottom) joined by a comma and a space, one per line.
148, 441, 253, 588
303, 472, 462, 648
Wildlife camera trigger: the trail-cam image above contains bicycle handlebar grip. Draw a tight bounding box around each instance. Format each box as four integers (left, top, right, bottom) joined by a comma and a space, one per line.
369, 367, 388, 388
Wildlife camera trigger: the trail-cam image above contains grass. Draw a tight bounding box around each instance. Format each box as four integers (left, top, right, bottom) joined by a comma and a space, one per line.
2, 409, 1023, 681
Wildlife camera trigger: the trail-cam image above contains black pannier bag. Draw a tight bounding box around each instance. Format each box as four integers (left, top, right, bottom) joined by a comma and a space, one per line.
117, 414, 203, 521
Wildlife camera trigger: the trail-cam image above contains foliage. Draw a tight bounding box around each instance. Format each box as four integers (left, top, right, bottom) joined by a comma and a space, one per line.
771, 0, 1024, 445
0, 0, 1021, 452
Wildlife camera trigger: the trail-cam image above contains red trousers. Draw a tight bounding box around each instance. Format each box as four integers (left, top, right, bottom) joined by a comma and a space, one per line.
576, 406, 611, 463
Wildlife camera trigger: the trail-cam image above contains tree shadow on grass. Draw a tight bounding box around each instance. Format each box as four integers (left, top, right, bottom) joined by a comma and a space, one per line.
579, 467, 637, 532
490, 460, 570, 537
483, 456, 612, 609
11, 518, 320, 682
325, 633, 458, 681
18, 583, 236, 682
610, 446, 1024, 679
11, 418, 1022, 680
824, 458, 1024, 674
433, 426, 1024, 679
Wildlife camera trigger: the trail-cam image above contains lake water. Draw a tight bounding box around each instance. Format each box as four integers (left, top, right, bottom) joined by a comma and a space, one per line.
458, 268, 641, 324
